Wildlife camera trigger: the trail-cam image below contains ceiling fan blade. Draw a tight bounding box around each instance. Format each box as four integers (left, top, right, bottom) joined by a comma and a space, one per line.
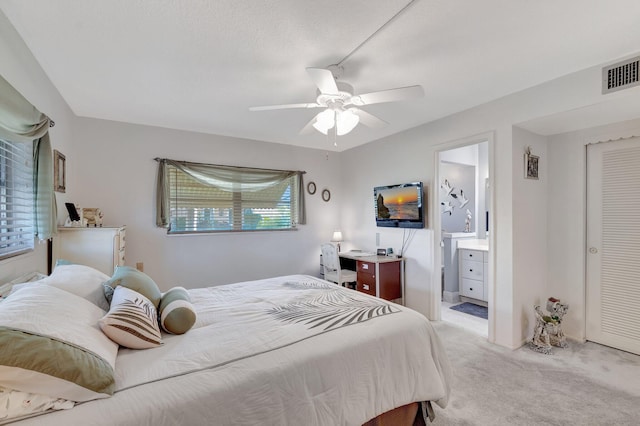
249, 103, 321, 111
306, 68, 339, 95
352, 85, 424, 106
352, 108, 388, 129
299, 112, 322, 135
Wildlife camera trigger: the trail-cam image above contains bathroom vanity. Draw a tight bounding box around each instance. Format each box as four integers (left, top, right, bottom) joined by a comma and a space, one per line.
457, 239, 489, 306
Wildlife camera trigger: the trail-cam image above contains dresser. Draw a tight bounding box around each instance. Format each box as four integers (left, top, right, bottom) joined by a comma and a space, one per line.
53, 226, 126, 275
458, 248, 488, 304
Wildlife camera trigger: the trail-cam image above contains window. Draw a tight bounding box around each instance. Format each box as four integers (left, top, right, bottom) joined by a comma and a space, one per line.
0, 138, 34, 259
161, 161, 302, 234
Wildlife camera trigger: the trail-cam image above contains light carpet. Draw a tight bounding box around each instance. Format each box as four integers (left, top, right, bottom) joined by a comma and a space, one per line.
430, 321, 640, 425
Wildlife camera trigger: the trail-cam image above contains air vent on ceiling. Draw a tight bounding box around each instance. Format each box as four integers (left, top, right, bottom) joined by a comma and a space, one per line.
602, 57, 640, 94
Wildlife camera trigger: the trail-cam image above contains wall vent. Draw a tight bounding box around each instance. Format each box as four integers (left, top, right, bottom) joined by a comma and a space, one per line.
602, 57, 640, 94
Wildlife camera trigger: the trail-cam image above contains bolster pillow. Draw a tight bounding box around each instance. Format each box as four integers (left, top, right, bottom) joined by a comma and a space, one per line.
159, 287, 196, 335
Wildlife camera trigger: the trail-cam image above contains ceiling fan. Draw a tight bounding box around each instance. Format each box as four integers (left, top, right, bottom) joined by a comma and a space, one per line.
249, 65, 424, 137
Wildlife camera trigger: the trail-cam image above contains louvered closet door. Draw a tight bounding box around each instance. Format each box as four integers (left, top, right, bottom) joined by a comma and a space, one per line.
586, 137, 640, 355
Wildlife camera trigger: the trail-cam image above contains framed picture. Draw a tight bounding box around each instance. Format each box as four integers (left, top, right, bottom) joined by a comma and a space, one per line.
524, 149, 539, 180
54, 150, 66, 192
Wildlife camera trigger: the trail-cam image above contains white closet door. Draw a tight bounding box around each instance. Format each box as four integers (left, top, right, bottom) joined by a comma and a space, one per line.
586, 137, 640, 355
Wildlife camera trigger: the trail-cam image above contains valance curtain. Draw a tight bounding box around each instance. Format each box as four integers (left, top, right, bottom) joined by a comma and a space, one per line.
155, 159, 306, 228
0, 74, 56, 240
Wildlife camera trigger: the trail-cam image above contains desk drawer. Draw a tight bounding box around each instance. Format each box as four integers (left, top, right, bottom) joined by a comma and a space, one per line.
357, 276, 376, 296
460, 259, 483, 280
356, 261, 376, 296
357, 261, 375, 274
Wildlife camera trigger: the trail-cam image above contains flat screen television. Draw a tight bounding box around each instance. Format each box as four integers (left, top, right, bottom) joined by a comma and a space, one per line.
374, 182, 425, 228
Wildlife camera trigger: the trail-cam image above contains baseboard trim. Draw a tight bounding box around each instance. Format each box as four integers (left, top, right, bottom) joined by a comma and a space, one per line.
443, 291, 460, 304
459, 296, 488, 307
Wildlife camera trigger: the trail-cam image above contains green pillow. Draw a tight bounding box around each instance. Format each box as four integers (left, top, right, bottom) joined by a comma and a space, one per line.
104, 266, 162, 308
159, 287, 196, 335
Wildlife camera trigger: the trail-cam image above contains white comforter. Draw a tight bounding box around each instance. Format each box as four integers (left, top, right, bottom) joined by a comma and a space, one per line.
13, 275, 451, 426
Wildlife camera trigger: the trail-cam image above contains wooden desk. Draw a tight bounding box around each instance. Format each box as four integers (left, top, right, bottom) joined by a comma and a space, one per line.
339, 252, 404, 304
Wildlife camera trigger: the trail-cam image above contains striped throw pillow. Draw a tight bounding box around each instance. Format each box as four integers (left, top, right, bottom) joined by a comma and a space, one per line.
159, 287, 196, 335
99, 286, 162, 349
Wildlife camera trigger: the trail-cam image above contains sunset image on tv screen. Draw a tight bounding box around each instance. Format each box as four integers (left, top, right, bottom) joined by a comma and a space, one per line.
376, 186, 420, 220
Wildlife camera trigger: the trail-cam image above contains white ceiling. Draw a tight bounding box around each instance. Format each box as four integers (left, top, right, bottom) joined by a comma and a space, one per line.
2, 0, 640, 151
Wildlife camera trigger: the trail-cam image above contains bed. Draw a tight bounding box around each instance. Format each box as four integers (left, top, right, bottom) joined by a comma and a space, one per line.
0, 271, 451, 425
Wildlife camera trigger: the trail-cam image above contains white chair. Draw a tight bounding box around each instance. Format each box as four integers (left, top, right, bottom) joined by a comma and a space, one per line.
321, 243, 357, 287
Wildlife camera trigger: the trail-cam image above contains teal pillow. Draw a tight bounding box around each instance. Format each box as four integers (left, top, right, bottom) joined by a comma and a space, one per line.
103, 283, 115, 305
103, 266, 162, 308
159, 287, 196, 335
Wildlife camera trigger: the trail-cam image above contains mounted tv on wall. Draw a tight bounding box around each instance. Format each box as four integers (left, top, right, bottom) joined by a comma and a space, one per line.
374, 182, 425, 229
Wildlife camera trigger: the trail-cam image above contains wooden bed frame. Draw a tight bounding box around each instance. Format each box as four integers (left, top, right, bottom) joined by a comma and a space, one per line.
363, 402, 425, 426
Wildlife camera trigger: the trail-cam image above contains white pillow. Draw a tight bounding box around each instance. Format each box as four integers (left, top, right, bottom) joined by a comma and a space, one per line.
99, 286, 163, 349
0, 285, 118, 402
0, 271, 47, 299
39, 264, 111, 311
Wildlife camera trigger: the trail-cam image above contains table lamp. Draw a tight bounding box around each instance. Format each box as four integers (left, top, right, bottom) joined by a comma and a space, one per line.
331, 230, 343, 252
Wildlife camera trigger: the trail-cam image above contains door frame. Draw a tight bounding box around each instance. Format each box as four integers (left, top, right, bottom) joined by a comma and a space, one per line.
431, 131, 496, 343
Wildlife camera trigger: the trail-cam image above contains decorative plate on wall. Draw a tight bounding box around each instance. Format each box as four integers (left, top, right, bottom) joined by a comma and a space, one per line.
307, 181, 316, 195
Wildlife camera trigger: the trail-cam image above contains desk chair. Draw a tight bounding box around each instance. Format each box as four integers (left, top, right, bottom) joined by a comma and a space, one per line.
321, 243, 357, 288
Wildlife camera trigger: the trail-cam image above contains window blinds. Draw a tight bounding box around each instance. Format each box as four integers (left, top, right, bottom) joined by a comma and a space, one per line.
166, 163, 299, 233
0, 139, 34, 259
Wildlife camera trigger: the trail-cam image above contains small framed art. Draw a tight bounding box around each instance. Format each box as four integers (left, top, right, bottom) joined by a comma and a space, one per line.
54, 150, 66, 192
524, 147, 539, 180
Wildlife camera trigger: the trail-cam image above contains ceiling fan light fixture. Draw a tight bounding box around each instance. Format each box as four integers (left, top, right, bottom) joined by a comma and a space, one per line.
336, 109, 359, 136
312, 109, 336, 134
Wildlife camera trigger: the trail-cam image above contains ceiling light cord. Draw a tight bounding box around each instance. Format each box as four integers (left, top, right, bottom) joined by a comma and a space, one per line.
337, 0, 418, 67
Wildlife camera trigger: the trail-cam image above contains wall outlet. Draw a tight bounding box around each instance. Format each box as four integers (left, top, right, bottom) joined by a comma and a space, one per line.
376, 232, 380, 246
136, 262, 144, 272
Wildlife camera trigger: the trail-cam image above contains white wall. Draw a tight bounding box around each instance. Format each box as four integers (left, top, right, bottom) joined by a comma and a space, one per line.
69, 118, 342, 290
440, 161, 476, 233
439, 142, 489, 235
546, 117, 640, 341
478, 142, 489, 237
0, 10, 76, 282
440, 144, 477, 165
511, 127, 548, 345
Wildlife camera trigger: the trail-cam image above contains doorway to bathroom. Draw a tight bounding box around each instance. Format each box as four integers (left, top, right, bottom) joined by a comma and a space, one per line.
436, 139, 490, 337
